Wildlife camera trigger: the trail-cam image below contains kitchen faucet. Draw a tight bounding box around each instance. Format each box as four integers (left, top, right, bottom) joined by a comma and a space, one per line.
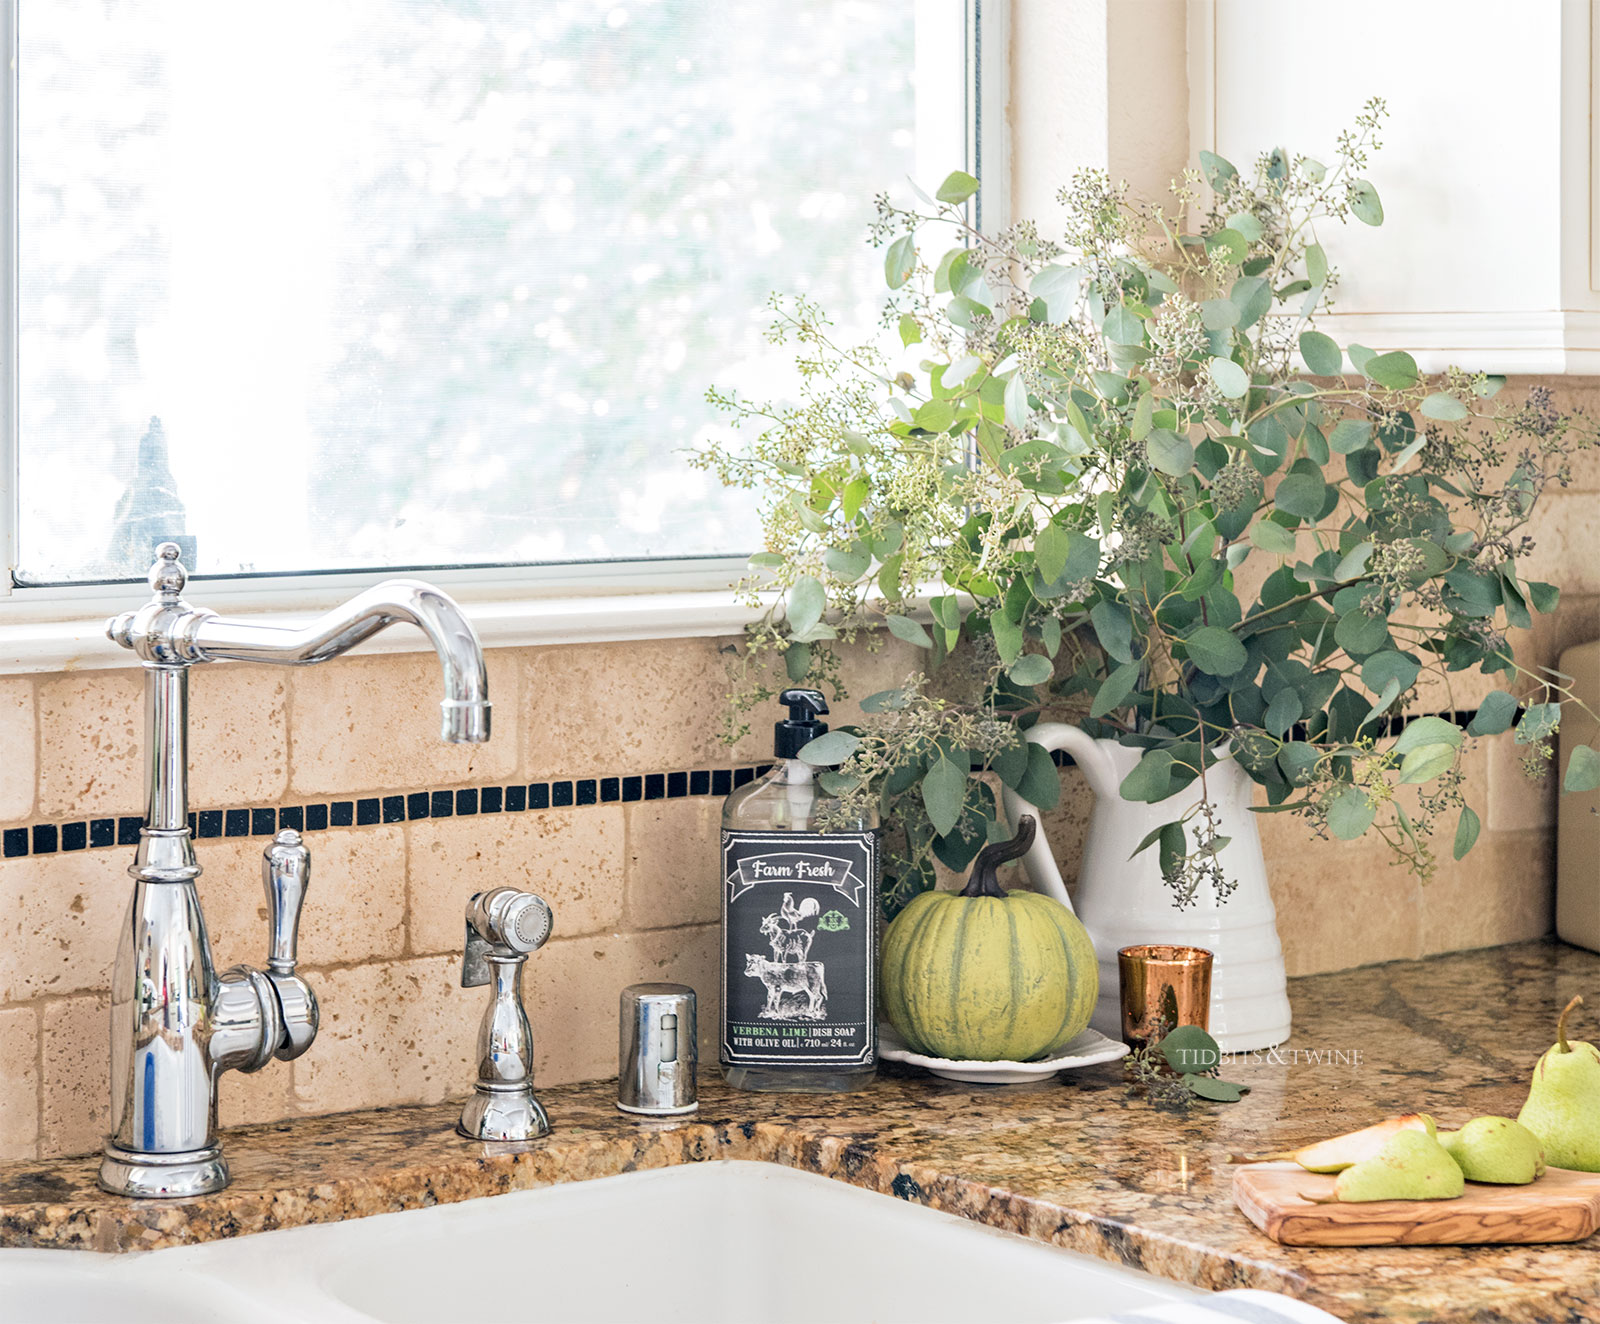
97, 543, 490, 1198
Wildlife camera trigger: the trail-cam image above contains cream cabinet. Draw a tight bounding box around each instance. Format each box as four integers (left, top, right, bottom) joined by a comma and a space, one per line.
1190, 0, 1599, 372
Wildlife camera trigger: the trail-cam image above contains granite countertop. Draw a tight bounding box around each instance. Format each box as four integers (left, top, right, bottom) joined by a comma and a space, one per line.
3, 939, 1597, 1324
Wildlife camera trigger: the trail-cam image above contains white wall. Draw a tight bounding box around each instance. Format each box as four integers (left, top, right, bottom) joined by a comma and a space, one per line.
1008, 0, 1189, 229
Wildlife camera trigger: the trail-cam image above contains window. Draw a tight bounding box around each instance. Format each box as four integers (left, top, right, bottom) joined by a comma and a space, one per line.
10, 1, 974, 589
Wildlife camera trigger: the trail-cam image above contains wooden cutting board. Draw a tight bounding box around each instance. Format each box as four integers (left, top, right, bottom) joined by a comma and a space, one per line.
1233, 1163, 1600, 1246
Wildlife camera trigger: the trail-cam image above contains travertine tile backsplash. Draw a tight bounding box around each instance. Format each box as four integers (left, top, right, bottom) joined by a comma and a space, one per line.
0, 377, 1594, 1162
0, 634, 920, 1160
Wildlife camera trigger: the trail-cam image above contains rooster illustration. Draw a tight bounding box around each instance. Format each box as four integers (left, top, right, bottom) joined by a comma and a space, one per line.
780, 893, 820, 930
759, 893, 822, 963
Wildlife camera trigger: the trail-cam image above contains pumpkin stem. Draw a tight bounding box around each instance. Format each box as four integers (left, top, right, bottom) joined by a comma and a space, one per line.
962, 816, 1037, 899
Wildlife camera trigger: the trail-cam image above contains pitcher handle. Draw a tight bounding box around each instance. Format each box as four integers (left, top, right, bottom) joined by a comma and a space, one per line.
999, 724, 1117, 913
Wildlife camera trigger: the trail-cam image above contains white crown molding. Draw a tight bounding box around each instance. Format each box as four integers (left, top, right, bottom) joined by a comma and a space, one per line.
1317, 309, 1600, 375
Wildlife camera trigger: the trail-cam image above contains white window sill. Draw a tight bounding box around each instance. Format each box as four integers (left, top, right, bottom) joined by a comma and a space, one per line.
0, 560, 765, 674
0, 589, 761, 674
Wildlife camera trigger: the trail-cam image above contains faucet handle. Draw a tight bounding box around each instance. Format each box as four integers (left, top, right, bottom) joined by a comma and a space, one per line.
263, 829, 310, 974
261, 829, 318, 1062
461, 888, 553, 987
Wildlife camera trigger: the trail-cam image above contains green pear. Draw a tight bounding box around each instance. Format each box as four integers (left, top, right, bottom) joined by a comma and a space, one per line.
1438, 1116, 1546, 1184
1230, 1113, 1436, 1173
1316, 1130, 1464, 1203
1517, 995, 1600, 1173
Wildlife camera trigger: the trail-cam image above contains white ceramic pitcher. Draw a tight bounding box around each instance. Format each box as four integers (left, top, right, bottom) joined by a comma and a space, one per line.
1000, 725, 1291, 1053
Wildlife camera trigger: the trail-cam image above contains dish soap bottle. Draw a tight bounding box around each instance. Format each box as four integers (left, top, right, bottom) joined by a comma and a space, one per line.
720, 688, 878, 1092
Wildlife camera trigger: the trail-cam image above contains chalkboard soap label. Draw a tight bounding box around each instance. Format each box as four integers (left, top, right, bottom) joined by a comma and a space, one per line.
720, 828, 877, 1069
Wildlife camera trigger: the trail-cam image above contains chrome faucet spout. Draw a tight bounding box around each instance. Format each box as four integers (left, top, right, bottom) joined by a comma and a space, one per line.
108, 555, 490, 743
188, 579, 491, 742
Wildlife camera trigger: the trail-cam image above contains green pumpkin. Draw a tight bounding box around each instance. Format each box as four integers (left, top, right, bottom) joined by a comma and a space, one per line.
881, 817, 1098, 1062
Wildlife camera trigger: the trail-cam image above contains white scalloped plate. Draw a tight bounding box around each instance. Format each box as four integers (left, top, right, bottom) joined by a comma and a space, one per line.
877, 1022, 1129, 1084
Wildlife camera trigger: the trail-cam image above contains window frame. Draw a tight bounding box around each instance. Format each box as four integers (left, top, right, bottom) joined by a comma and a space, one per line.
0, 0, 1004, 670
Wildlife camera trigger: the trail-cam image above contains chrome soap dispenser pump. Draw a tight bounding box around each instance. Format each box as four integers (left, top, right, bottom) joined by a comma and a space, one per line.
719, 689, 878, 1093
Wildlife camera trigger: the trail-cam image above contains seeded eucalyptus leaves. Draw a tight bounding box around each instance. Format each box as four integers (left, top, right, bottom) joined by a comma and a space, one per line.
695, 99, 1600, 919
1126, 1024, 1249, 1112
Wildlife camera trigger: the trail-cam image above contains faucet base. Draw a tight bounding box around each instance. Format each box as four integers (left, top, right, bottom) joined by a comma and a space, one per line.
457, 1086, 550, 1143
98, 1142, 229, 1199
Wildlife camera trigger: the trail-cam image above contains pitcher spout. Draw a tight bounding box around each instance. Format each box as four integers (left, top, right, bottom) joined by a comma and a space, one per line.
1021, 723, 1122, 799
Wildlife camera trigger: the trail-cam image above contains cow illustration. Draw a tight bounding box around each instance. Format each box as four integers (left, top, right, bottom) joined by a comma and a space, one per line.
744, 953, 828, 1020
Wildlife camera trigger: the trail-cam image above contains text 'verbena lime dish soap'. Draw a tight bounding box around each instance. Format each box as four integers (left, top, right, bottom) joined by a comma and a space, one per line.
720, 689, 878, 1092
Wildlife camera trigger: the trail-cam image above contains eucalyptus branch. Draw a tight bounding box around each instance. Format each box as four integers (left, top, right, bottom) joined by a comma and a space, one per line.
698, 99, 1600, 915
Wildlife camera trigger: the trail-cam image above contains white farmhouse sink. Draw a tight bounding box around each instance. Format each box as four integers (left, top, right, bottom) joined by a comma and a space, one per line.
0, 1252, 280, 1324
1, 1161, 1205, 1324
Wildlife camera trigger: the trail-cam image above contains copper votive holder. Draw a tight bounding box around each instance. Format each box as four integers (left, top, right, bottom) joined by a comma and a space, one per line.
1118, 945, 1213, 1047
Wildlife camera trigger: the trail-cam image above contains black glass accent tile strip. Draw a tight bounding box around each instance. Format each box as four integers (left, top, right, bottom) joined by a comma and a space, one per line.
0, 765, 755, 857
0, 705, 1497, 858
0, 759, 779, 856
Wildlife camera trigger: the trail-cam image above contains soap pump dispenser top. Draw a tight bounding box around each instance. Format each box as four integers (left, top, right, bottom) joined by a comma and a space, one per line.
773, 687, 829, 757
719, 687, 878, 1093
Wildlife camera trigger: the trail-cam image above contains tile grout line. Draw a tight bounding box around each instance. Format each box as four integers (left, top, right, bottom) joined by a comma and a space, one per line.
0, 893, 727, 1019
26, 674, 39, 831
31, 1001, 43, 1161
281, 665, 300, 834
620, 792, 635, 932
27, 673, 42, 1157
400, 816, 415, 962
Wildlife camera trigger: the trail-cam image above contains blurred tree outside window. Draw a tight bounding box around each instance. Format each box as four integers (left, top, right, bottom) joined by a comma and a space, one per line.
16, 1, 961, 584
